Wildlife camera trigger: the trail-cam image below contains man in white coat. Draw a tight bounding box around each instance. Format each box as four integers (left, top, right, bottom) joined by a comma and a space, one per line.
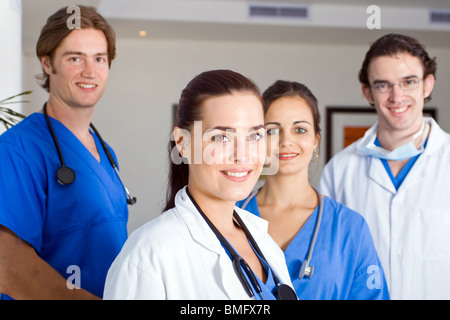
319, 33, 450, 299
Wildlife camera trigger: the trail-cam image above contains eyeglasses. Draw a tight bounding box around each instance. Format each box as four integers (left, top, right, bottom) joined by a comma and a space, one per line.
370, 78, 422, 93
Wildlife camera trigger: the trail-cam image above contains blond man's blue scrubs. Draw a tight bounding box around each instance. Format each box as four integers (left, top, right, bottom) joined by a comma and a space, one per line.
0, 113, 128, 299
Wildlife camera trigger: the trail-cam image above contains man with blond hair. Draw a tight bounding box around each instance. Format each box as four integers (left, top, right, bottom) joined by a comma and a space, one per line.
0, 6, 129, 299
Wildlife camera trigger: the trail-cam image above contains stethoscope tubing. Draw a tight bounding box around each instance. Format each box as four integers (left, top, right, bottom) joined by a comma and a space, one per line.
43, 104, 67, 169
42, 103, 136, 205
298, 187, 323, 279
241, 186, 323, 279
186, 188, 292, 300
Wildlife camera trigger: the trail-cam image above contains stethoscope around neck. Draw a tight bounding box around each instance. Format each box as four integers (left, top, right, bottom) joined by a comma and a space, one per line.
186, 188, 297, 300
241, 187, 323, 280
43, 103, 136, 205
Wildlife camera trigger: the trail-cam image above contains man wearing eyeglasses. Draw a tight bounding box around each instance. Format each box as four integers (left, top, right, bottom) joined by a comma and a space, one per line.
319, 33, 450, 299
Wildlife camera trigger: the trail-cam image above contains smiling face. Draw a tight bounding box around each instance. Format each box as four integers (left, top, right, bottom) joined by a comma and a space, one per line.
41, 28, 110, 110
183, 92, 265, 204
264, 96, 319, 177
362, 52, 435, 135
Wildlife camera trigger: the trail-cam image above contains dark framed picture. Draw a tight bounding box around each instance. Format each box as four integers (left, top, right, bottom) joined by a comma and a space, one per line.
325, 106, 438, 162
172, 103, 178, 127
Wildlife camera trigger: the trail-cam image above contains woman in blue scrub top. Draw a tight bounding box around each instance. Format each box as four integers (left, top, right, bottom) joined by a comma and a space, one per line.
236, 80, 390, 300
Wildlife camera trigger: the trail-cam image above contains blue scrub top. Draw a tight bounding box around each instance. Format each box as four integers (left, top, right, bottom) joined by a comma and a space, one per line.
374, 137, 427, 190
0, 113, 128, 299
236, 195, 390, 300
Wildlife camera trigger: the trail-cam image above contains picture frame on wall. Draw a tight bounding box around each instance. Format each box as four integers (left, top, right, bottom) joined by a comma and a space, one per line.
172, 103, 177, 127
325, 106, 438, 162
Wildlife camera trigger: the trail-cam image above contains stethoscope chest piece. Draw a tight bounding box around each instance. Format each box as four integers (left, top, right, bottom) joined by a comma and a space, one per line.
186, 188, 298, 300
299, 260, 314, 279
56, 166, 76, 185
275, 284, 298, 300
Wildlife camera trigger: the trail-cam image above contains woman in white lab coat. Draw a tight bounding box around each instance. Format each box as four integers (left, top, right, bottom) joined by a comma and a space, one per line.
103, 70, 296, 300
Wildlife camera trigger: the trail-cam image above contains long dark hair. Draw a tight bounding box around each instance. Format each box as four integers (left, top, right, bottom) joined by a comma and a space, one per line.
163, 69, 262, 211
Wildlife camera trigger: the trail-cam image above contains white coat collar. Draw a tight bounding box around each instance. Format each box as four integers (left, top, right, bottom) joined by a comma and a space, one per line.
355, 117, 446, 157
173, 186, 273, 299
355, 117, 448, 194
174, 186, 269, 254
421, 117, 449, 156
174, 186, 223, 254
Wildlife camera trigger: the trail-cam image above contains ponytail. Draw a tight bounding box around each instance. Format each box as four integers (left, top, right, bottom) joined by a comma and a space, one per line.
163, 139, 189, 212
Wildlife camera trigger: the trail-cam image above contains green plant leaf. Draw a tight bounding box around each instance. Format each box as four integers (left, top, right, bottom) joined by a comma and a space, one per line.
0, 91, 31, 130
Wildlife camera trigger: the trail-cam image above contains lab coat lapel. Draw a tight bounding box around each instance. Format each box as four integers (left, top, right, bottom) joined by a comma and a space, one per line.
420, 117, 447, 156
174, 188, 255, 299
357, 123, 396, 194
368, 156, 396, 194
397, 118, 444, 191
365, 118, 446, 194
175, 188, 223, 254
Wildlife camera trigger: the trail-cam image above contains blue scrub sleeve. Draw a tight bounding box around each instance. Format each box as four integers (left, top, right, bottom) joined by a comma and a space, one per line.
0, 143, 46, 252
348, 220, 390, 300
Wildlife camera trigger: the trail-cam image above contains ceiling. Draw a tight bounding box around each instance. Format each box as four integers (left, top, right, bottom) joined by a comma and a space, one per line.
22, 0, 450, 54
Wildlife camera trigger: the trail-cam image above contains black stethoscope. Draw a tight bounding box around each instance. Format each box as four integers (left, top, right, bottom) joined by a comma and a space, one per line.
43, 103, 136, 205
241, 187, 323, 280
186, 188, 297, 300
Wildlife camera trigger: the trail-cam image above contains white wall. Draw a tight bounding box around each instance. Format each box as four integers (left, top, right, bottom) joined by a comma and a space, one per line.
22, 34, 450, 233
0, 0, 22, 134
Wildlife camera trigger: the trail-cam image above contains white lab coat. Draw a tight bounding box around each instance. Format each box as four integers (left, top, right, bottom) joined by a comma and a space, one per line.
103, 186, 294, 300
319, 117, 450, 299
